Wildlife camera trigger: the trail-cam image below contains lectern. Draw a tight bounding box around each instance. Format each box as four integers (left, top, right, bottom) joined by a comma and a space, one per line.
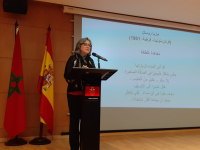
67, 67, 117, 150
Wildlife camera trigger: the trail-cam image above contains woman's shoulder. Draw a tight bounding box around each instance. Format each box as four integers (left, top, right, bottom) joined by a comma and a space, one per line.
65, 55, 77, 65
88, 56, 94, 62
68, 55, 77, 60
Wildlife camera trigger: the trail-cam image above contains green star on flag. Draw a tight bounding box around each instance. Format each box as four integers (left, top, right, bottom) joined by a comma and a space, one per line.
8, 72, 23, 99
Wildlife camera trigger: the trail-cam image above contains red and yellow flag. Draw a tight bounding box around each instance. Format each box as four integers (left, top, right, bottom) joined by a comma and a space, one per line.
4, 26, 27, 139
37, 30, 54, 135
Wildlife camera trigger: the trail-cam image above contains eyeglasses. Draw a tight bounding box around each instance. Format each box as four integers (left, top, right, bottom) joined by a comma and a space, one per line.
82, 43, 92, 47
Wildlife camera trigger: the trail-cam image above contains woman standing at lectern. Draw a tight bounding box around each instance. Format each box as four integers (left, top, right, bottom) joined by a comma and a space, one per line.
64, 37, 96, 150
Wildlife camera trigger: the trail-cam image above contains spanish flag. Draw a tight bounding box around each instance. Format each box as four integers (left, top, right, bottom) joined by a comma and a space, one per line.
37, 29, 54, 135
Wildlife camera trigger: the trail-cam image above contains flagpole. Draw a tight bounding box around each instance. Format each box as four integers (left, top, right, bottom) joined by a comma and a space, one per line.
5, 21, 27, 146
15, 21, 18, 39
39, 122, 43, 138
29, 25, 52, 145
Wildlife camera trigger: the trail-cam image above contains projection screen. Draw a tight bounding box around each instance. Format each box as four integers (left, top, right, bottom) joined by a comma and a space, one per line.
74, 15, 200, 131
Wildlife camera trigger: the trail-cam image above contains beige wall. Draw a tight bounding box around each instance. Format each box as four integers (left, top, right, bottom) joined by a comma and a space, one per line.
0, 0, 73, 138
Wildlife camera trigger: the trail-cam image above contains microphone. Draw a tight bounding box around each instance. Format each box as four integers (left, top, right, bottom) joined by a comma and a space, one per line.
92, 52, 107, 61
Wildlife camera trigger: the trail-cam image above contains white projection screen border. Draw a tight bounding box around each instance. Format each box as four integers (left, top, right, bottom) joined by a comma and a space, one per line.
74, 14, 200, 131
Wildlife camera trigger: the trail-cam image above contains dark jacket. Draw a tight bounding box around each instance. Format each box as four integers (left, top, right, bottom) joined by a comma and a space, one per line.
64, 54, 96, 92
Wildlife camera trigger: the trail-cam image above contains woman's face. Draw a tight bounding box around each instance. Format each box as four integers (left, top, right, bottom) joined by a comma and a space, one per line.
80, 40, 91, 57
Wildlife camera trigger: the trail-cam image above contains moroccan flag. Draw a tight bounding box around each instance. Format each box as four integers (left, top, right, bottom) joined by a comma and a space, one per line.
37, 30, 54, 135
4, 26, 27, 139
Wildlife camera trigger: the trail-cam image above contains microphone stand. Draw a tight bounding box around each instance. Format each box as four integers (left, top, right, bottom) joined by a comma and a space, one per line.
98, 58, 100, 69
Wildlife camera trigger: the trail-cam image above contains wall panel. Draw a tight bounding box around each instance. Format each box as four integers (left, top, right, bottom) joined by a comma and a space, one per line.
0, 0, 73, 138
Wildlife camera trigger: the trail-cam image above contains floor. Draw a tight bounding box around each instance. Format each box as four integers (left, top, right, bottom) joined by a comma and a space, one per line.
1, 129, 200, 150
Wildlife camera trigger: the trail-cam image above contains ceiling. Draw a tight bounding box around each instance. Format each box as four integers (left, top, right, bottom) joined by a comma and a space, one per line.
35, 0, 200, 26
